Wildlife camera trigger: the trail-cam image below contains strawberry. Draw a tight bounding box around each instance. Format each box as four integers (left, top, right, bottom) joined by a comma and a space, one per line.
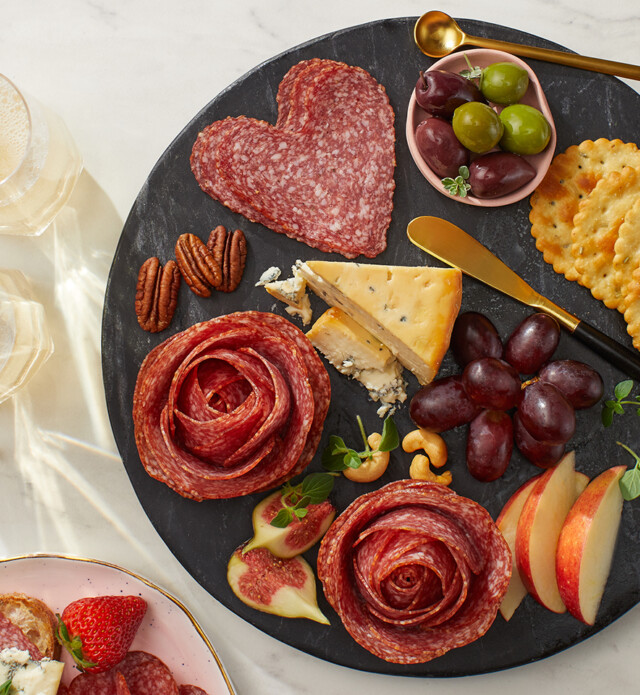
56, 595, 146, 673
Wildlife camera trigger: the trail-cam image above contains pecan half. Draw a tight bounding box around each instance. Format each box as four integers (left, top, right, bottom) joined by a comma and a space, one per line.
175, 233, 222, 297
135, 257, 181, 333
207, 225, 247, 292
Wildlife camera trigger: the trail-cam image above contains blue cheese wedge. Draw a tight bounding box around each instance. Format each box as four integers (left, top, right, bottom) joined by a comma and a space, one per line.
263, 266, 312, 325
307, 307, 406, 414
0, 648, 64, 694
297, 261, 462, 385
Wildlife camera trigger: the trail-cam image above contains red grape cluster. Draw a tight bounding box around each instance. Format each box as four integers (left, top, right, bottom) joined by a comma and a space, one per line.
409, 312, 604, 482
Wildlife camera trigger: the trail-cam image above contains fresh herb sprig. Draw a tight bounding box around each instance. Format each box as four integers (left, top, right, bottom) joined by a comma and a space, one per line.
0, 680, 11, 695
270, 472, 335, 528
602, 380, 640, 426
617, 442, 640, 501
601, 380, 640, 500
460, 53, 483, 81
442, 166, 471, 198
322, 415, 399, 472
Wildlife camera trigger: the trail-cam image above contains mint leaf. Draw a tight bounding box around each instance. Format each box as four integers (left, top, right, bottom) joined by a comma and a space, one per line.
378, 416, 399, 452
294, 508, 308, 519
300, 472, 334, 504
615, 380, 634, 400
270, 508, 293, 528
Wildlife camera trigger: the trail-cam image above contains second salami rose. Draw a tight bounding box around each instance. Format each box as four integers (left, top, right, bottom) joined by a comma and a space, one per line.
133, 312, 330, 500
317, 480, 511, 663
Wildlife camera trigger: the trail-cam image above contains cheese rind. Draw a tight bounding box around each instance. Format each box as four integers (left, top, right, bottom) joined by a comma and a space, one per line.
297, 261, 462, 384
306, 307, 406, 412
0, 648, 64, 694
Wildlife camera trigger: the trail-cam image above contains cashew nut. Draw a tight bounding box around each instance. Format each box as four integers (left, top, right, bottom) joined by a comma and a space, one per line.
409, 454, 452, 486
402, 428, 448, 468
344, 432, 389, 483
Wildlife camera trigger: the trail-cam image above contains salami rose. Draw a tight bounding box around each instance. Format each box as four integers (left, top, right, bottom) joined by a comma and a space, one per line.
317, 480, 511, 663
133, 312, 330, 500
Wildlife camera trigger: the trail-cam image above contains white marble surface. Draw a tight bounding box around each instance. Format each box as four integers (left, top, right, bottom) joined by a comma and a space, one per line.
0, 1, 639, 693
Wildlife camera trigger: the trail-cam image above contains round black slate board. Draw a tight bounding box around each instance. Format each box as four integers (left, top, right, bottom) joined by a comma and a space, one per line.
102, 17, 640, 677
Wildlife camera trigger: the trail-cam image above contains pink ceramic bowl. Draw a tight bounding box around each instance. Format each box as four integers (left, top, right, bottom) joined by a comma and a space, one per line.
406, 49, 557, 207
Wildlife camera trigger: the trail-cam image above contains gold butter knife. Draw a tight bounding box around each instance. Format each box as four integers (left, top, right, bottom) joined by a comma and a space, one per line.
407, 215, 640, 380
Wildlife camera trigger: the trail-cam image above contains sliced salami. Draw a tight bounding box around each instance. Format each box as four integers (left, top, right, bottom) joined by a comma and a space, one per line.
178, 686, 209, 695
133, 311, 330, 499
191, 59, 395, 259
0, 613, 42, 659
118, 652, 178, 695
68, 669, 116, 695
69, 652, 178, 695
317, 480, 511, 664
115, 671, 132, 695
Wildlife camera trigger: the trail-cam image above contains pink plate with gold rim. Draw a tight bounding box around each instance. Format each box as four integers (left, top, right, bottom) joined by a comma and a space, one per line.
0, 554, 236, 693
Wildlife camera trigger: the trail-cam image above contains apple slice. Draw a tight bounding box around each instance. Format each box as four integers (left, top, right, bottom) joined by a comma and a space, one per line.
515, 452, 587, 613
556, 465, 626, 625
497, 470, 588, 620
497, 476, 539, 621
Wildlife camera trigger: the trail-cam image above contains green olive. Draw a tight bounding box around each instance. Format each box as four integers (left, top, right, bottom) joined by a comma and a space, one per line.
499, 104, 551, 155
480, 62, 529, 105
452, 102, 504, 154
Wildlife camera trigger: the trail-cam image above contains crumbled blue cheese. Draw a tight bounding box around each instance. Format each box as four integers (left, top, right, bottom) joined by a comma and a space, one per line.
255, 266, 281, 286
0, 649, 64, 694
262, 266, 312, 325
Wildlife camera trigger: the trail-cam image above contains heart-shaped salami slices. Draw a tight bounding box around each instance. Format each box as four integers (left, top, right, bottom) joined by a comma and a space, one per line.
191, 59, 396, 259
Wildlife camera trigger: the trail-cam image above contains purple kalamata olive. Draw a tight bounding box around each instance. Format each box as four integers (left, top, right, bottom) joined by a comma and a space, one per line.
468, 151, 536, 198
415, 118, 470, 178
415, 70, 485, 119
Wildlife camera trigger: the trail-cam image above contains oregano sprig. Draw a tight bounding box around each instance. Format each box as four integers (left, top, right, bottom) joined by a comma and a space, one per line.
442, 166, 471, 198
617, 442, 640, 501
602, 379, 640, 426
460, 53, 483, 81
322, 415, 399, 472
270, 472, 335, 528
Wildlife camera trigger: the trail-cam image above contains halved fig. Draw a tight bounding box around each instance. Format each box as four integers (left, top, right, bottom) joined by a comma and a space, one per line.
243, 490, 335, 558
228, 546, 329, 624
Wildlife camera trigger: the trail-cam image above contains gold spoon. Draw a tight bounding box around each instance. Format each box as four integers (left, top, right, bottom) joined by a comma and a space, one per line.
414, 11, 640, 80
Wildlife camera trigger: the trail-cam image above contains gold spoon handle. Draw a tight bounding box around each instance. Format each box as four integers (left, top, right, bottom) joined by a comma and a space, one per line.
465, 35, 640, 80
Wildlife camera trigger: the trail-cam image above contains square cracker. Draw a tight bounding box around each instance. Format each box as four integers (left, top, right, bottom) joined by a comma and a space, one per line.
530, 139, 640, 281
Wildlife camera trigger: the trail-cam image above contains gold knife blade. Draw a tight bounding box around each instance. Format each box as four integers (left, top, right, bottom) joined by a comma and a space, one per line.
407, 216, 579, 332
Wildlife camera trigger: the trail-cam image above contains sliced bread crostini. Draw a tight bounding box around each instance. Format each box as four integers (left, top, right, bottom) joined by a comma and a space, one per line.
0, 592, 60, 659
